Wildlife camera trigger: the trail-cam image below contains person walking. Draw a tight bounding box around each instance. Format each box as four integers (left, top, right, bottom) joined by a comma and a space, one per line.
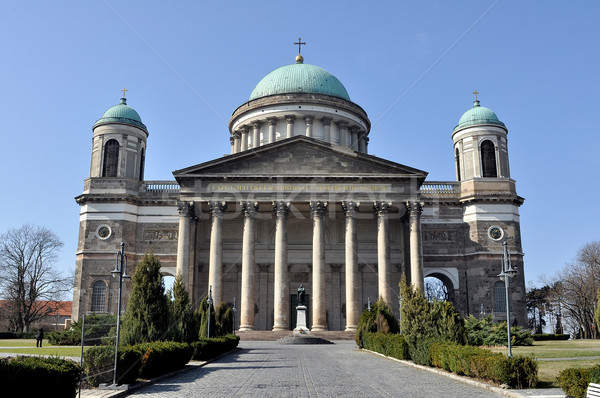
35, 328, 44, 348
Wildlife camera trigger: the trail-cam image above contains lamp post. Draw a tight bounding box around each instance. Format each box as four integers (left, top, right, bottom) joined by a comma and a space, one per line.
232, 297, 237, 334
207, 285, 213, 338
498, 241, 516, 358
111, 242, 130, 386
398, 293, 402, 334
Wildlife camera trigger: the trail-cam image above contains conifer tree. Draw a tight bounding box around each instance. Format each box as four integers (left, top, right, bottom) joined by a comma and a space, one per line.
120, 252, 169, 345
170, 274, 196, 342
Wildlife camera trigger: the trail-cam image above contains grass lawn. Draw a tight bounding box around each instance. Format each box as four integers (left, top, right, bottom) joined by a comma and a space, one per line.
0, 339, 90, 357
488, 340, 600, 387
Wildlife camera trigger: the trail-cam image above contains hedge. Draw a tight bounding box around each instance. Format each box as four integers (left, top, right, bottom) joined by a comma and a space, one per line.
360, 332, 538, 389
137, 341, 194, 379
191, 334, 240, 361
531, 333, 570, 341
0, 331, 36, 339
557, 364, 600, 398
0, 356, 82, 397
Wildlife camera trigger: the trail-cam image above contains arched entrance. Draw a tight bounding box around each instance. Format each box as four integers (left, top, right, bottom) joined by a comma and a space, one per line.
424, 273, 455, 305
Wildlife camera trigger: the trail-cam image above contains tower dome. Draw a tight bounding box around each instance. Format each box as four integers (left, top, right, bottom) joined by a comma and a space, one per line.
94, 97, 147, 132
249, 60, 351, 101
453, 100, 505, 132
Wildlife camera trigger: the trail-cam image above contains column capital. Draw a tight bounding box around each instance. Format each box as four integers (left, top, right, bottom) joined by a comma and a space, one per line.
230, 136, 235, 145
304, 115, 314, 124
252, 121, 262, 129
374, 201, 392, 215
336, 120, 349, 128
273, 201, 290, 218
406, 201, 423, 216
241, 201, 259, 217
209, 200, 227, 216
310, 201, 328, 218
177, 201, 195, 218
232, 130, 241, 139
321, 117, 332, 126
239, 125, 248, 133
285, 115, 296, 123
258, 263, 270, 272
342, 201, 360, 217
267, 117, 278, 125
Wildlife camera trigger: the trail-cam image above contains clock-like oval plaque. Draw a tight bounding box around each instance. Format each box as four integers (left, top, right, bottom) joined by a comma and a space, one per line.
488, 225, 503, 241
96, 225, 112, 240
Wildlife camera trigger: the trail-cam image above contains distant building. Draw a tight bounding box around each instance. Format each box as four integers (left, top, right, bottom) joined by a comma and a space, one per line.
0, 301, 72, 331
72, 51, 526, 330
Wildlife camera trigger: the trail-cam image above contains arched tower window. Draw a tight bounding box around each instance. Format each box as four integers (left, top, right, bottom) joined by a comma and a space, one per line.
102, 139, 119, 177
91, 281, 106, 312
139, 147, 145, 181
493, 281, 506, 312
455, 147, 461, 181
481, 140, 497, 178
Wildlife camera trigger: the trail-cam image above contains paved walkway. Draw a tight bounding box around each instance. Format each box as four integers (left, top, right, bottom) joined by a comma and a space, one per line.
125, 341, 524, 398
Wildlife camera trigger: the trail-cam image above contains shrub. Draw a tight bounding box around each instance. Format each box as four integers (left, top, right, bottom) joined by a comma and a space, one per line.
138, 341, 194, 379
48, 314, 117, 346
0, 331, 36, 339
361, 332, 409, 360
0, 356, 82, 397
191, 334, 240, 361
356, 298, 399, 348
464, 315, 533, 346
531, 333, 570, 341
83, 345, 144, 386
168, 274, 197, 343
557, 367, 590, 398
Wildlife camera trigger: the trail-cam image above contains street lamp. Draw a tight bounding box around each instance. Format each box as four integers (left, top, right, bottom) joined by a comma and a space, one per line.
207, 285, 213, 338
111, 242, 130, 386
498, 240, 517, 358
232, 297, 237, 334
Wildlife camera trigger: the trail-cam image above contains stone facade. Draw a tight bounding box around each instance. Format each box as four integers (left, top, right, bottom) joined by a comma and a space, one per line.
72, 59, 527, 330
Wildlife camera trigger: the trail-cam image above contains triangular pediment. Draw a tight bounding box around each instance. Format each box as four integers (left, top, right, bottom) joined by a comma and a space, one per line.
173, 136, 427, 181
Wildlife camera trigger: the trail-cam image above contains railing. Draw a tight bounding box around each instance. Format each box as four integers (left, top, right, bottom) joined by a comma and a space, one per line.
419, 182, 459, 195
143, 181, 180, 194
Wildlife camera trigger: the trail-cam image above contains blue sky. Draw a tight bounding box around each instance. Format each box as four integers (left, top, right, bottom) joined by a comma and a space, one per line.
0, 1, 598, 290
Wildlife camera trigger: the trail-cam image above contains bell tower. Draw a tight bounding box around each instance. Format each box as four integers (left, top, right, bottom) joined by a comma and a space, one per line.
89, 90, 148, 180
452, 91, 510, 181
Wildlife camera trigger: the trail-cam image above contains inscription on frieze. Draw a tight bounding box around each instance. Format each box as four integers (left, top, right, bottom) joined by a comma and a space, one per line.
143, 228, 179, 241
207, 182, 392, 193
423, 230, 456, 242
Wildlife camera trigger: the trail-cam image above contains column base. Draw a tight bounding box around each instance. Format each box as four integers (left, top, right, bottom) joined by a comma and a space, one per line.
272, 326, 288, 331
310, 325, 327, 332
238, 325, 255, 332
344, 325, 357, 332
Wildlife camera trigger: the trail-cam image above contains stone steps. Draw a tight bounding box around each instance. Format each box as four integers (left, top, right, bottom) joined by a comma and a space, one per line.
235, 330, 356, 341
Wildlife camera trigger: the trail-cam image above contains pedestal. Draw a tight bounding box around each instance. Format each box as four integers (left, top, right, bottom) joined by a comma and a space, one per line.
293, 305, 309, 334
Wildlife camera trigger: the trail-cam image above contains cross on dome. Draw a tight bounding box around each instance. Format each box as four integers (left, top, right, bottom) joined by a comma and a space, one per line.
294, 37, 306, 63
121, 87, 128, 99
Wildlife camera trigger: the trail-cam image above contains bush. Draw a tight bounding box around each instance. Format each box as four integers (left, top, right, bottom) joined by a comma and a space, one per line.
464, 315, 533, 346
0, 331, 36, 339
49, 314, 117, 346
361, 332, 409, 360
356, 298, 399, 348
138, 341, 194, 379
83, 344, 145, 386
191, 334, 240, 361
531, 333, 570, 341
427, 341, 538, 388
0, 356, 82, 397
558, 367, 590, 398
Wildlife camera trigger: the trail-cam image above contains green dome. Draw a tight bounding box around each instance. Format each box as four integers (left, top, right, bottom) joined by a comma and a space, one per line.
454, 100, 505, 132
94, 98, 147, 131
249, 61, 350, 101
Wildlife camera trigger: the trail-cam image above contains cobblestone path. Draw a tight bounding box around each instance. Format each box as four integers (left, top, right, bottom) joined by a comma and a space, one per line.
129, 341, 506, 397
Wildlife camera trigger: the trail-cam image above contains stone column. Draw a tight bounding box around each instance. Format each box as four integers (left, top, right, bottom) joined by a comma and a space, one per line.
176, 201, 195, 284
407, 201, 424, 292
358, 134, 366, 153
272, 201, 290, 331
233, 131, 241, 154
208, 201, 226, 304
375, 202, 393, 306
342, 201, 360, 331
350, 126, 359, 151
252, 121, 261, 149
229, 136, 235, 154
239, 201, 258, 331
240, 126, 248, 151
305, 115, 314, 138
285, 115, 295, 139
267, 117, 277, 144
364, 137, 369, 154
310, 201, 328, 331
337, 121, 348, 147
321, 117, 332, 144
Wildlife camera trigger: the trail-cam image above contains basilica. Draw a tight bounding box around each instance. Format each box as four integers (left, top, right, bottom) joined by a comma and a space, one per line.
72, 49, 527, 331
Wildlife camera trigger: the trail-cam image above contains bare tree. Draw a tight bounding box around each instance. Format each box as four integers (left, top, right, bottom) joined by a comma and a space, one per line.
0, 225, 72, 332
548, 241, 600, 339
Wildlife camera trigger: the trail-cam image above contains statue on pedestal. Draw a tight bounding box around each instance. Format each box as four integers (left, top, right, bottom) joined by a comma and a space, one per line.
297, 284, 305, 306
